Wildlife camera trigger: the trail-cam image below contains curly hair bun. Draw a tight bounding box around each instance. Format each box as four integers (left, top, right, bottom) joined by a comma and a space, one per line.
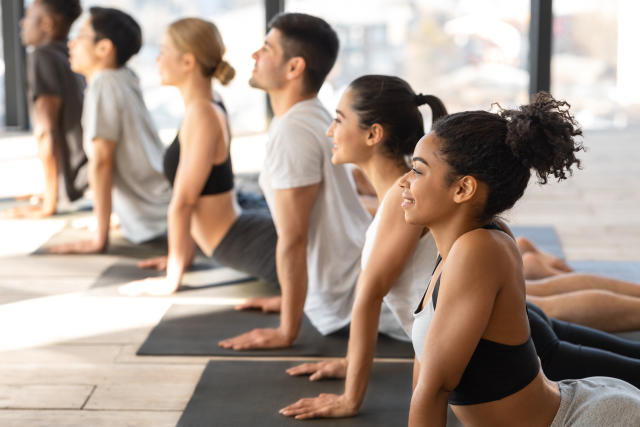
501, 92, 584, 184
213, 60, 236, 86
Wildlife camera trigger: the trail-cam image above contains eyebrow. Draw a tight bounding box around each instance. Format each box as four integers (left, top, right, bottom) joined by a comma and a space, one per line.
335, 109, 345, 118
412, 156, 429, 166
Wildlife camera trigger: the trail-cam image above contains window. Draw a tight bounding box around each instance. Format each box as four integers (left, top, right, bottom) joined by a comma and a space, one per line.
553, 0, 640, 129
79, 0, 267, 139
287, 0, 530, 121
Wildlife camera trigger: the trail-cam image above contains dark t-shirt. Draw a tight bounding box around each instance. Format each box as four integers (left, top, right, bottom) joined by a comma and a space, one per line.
26, 40, 88, 203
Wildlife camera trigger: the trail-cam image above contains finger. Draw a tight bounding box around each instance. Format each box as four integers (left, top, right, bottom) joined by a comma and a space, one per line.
309, 370, 326, 381
286, 363, 317, 376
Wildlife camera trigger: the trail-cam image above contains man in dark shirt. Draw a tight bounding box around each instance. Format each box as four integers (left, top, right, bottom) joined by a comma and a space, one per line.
4, 0, 87, 218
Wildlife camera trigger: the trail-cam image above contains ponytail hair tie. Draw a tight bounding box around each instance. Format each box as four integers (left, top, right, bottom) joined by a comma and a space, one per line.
414, 93, 429, 106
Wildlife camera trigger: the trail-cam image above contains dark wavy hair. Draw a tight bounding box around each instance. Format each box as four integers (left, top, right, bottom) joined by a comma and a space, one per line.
433, 92, 583, 220
89, 7, 141, 67
268, 13, 339, 95
349, 75, 447, 166
39, 0, 82, 36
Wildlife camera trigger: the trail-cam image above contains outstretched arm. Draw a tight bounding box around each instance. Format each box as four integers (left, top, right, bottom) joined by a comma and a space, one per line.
219, 183, 319, 350
48, 137, 115, 254
281, 185, 425, 419
121, 102, 222, 295
410, 233, 503, 426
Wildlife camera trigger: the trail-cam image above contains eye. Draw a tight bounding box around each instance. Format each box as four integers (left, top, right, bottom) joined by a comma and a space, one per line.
333, 117, 341, 124
411, 167, 422, 175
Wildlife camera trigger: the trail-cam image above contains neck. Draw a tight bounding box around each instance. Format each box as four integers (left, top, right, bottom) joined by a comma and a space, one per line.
177, 74, 213, 108
269, 86, 315, 117
86, 60, 118, 81
358, 155, 408, 201
429, 213, 486, 260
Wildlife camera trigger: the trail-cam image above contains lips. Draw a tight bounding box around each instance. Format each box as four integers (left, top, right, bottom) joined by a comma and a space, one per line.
401, 190, 415, 208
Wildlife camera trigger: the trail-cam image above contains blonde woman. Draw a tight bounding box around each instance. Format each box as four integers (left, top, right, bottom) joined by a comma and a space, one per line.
121, 18, 278, 296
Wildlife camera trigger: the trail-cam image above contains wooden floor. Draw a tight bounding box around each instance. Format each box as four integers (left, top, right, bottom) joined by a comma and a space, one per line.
0, 128, 638, 426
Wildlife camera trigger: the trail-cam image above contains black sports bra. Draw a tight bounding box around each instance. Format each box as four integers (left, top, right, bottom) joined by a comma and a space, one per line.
419, 223, 539, 406
163, 100, 234, 195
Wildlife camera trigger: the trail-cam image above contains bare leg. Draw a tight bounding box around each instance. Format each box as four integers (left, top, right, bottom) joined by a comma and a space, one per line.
527, 273, 640, 298
528, 291, 640, 332
518, 236, 573, 280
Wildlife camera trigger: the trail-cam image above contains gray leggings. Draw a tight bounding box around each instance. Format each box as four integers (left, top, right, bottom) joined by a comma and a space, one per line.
551, 377, 640, 426
211, 210, 279, 288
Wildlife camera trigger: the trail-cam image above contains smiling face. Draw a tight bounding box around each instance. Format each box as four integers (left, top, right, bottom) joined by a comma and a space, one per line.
400, 132, 458, 227
156, 33, 187, 86
249, 29, 289, 91
326, 88, 373, 165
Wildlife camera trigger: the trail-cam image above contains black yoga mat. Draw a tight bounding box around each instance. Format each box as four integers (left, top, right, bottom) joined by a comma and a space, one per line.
137, 304, 414, 358
178, 360, 463, 427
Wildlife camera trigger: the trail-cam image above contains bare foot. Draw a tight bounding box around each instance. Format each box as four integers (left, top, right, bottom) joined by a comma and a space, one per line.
0, 204, 55, 219
517, 236, 573, 280
119, 277, 179, 296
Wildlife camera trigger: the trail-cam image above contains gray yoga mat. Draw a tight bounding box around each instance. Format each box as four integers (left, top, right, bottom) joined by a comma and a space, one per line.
178, 360, 463, 427
511, 225, 564, 258
179, 361, 406, 427
91, 261, 252, 290
137, 304, 414, 358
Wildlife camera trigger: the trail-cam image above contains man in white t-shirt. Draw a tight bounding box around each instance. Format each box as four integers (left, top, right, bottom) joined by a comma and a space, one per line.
219, 13, 371, 350
49, 7, 171, 253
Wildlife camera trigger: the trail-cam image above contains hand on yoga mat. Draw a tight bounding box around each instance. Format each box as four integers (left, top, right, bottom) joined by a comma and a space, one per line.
138, 256, 169, 271
280, 393, 358, 420
47, 238, 106, 254
286, 359, 347, 380
235, 296, 281, 313
218, 327, 293, 350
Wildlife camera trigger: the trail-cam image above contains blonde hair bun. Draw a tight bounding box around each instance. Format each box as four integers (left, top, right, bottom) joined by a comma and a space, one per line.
214, 60, 235, 85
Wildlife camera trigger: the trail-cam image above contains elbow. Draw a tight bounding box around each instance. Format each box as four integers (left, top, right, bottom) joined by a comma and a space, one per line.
277, 232, 308, 254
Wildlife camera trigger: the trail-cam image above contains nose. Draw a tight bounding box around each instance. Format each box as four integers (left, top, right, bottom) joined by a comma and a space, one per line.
251, 49, 259, 60
399, 170, 412, 189
326, 121, 335, 137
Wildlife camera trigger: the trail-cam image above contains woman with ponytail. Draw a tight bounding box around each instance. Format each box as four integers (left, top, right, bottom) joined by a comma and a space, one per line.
405, 92, 640, 426
120, 18, 279, 295
281, 75, 447, 419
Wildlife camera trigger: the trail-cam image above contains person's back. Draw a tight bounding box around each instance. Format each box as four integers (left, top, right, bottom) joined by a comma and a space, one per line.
83, 66, 171, 243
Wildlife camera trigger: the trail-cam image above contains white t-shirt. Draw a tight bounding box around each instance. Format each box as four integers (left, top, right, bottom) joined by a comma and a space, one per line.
361, 190, 438, 337
259, 98, 371, 335
82, 68, 171, 244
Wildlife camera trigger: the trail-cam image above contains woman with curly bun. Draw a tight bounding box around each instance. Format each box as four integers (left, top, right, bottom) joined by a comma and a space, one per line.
121, 18, 278, 296
406, 93, 640, 426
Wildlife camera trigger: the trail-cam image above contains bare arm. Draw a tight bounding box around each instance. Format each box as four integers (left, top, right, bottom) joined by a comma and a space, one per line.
409, 233, 503, 426
165, 103, 222, 288
89, 138, 116, 250
218, 183, 319, 350
275, 183, 319, 341
281, 185, 425, 419
33, 95, 62, 215
49, 137, 115, 254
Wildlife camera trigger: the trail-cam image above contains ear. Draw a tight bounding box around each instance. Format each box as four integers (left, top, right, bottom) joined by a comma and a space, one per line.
40, 14, 55, 34
452, 175, 478, 204
181, 52, 197, 72
366, 123, 384, 147
95, 38, 116, 63
285, 56, 306, 81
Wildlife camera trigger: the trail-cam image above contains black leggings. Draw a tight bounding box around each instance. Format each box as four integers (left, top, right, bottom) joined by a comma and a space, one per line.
527, 302, 640, 388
